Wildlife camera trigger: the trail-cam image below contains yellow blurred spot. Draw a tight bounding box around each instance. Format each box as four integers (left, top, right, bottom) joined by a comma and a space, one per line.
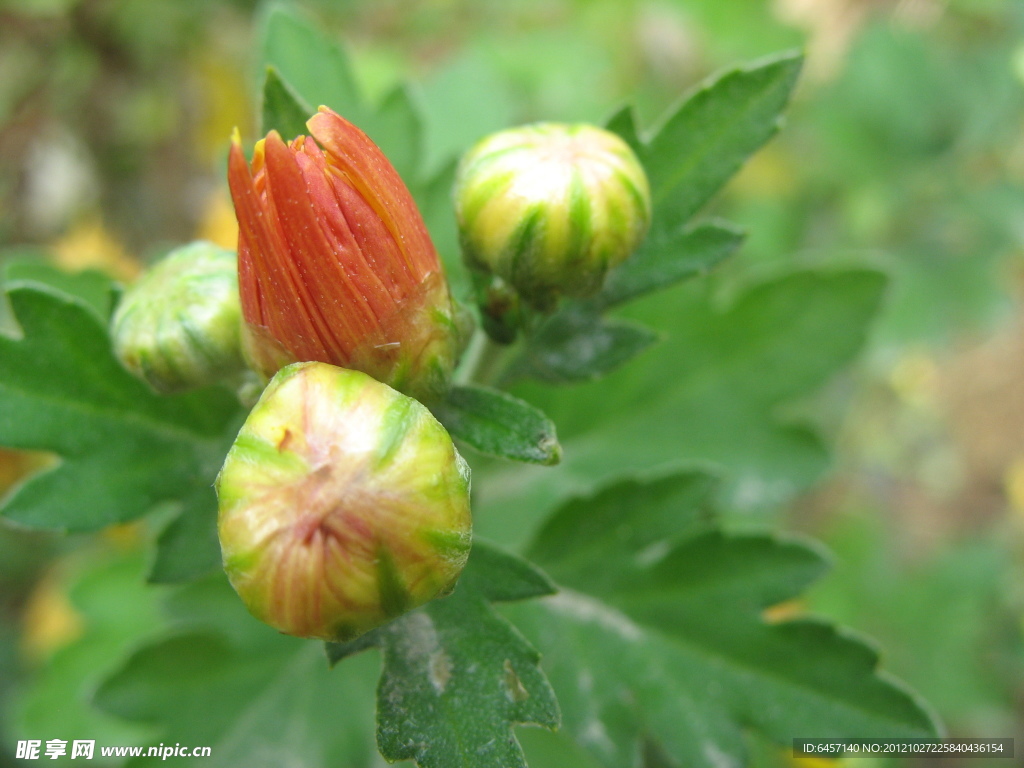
790, 757, 843, 768
0, 449, 54, 495
197, 189, 239, 251
729, 145, 797, 200
21, 570, 83, 663
889, 354, 938, 407
102, 521, 144, 551
193, 54, 250, 164
763, 599, 804, 623
1003, 456, 1024, 519
52, 217, 140, 282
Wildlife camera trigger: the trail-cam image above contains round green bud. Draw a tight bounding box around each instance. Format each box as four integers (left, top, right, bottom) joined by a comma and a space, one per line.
454, 122, 652, 312
216, 361, 472, 641
111, 241, 244, 393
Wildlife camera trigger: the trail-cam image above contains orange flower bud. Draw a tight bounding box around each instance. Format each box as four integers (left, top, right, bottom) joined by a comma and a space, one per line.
227, 107, 466, 402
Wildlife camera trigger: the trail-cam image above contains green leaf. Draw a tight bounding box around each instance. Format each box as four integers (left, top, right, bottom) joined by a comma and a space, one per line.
260, 5, 366, 124
640, 52, 803, 240
0, 282, 243, 531
418, 48, 515, 177
3, 259, 117, 321
807, 513, 1023, 729
505, 310, 660, 385
595, 221, 745, 309
148, 485, 221, 584
12, 552, 160, 749
327, 541, 559, 768
261, 66, 312, 138
504, 472, 939, 768
259, 7, 424, 183
432, 385, 562, 466
477, 269, 887, 546
362, 85, 424, 184
603, 105, 642, 154
94, 574, 383, 768
412, 160, 470, 300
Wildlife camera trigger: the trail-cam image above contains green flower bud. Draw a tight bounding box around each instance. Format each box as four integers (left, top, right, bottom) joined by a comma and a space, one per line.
111, 241, 244, 393
454, 122, 651, 313
216, 361, 472, 641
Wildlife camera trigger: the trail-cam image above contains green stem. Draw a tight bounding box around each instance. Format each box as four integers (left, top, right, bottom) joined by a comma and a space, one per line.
454, 330, 509, 388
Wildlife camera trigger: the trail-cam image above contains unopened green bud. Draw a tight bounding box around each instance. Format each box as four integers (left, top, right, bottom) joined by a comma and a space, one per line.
111, 241, 244, 393
454, 123, 651, 313
216, 361, 472, 641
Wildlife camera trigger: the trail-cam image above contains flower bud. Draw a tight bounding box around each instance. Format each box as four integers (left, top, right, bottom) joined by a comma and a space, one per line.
228, 107, 467, 403
111, 241, 244, 393
216, 361, 472, 641
454, 123, 652, 312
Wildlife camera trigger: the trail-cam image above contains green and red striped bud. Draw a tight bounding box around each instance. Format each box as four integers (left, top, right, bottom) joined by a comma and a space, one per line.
228, 107, 467, 403
216, 361, 472, 641
110, 241, 245, 393
454, 123, 651, 314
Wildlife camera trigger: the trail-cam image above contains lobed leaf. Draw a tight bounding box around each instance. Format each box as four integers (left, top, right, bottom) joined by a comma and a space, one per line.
0, 282, 243, 533
477, 269, 888, 545
504, 472, 939, 768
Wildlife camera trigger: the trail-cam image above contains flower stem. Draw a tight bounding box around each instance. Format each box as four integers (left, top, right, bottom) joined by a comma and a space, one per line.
455, 330, 508, 388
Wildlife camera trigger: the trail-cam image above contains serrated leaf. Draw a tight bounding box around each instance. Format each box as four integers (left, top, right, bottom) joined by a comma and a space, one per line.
477, 269, 887, 545
503, 472, 939, 768
432, 385, 561, 465
94, 574, 383, 768
261, 66, 312, 138
640, 52, 803, 240
594, 221, 744, 309
505, 310, 660, 385
327, 541, 559, 768
0, 283, 243, 531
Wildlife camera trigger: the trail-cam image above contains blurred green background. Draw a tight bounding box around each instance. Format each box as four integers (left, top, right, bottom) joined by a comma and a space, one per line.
2, 0, 1024, 765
